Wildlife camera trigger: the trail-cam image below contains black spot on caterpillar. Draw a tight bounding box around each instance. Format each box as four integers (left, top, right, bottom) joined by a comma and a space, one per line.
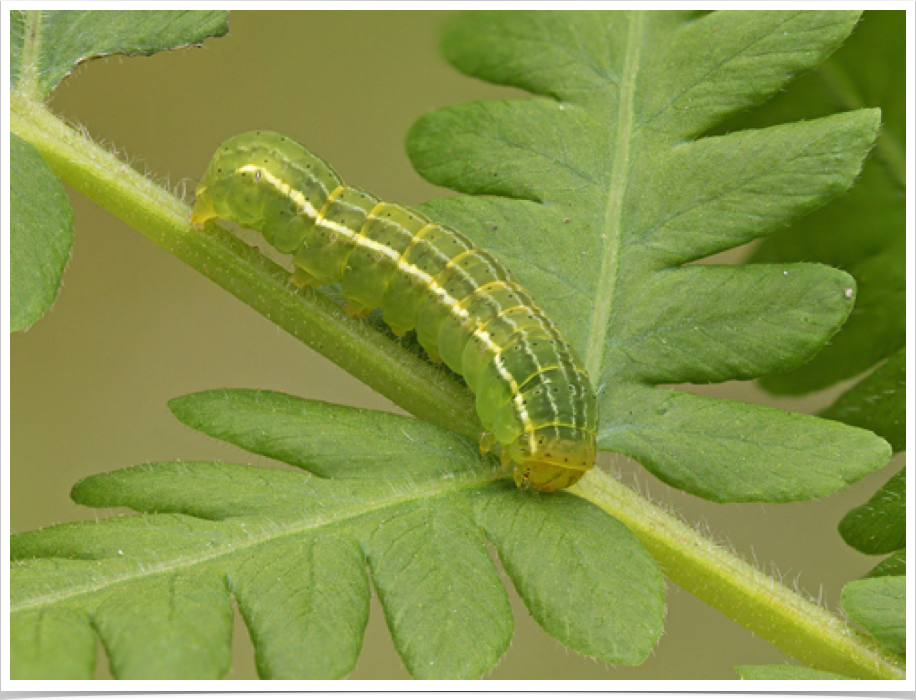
192, 131, 597, 491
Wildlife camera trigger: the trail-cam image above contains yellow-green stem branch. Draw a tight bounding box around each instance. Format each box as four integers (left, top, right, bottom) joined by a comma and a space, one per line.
570, 471, 905, 680
11, 93, 478, 438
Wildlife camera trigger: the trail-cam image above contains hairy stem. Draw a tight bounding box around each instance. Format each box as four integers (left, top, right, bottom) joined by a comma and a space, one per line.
570, 471, 905, 680
11, 95, 905, 680
11, 94, 478, 439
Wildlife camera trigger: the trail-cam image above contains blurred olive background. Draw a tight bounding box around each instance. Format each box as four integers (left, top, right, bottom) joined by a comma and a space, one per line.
11, 10, 904, 681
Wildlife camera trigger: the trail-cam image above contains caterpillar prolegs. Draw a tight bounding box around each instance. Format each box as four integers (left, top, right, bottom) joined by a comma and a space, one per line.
191, 131, 597, 492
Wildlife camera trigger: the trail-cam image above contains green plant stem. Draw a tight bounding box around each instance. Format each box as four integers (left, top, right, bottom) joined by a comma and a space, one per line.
570, 471, 905, 680
10, 93, 478, 439
10, 95, 906, 681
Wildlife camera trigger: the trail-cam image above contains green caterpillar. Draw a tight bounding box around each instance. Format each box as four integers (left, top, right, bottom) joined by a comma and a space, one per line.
191, 131, 597, 491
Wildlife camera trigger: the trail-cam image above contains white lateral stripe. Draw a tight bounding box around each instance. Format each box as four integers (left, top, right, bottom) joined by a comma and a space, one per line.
243, 164, 556, 436
237, 165, 322, 219
242, 164, 473, 320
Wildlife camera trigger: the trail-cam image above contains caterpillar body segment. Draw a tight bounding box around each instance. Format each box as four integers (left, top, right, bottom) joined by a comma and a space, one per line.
192, 131, 597, 491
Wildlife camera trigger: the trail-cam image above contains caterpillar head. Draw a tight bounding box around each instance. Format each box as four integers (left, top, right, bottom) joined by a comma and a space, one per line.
509, 427, 596, 492
190, 133, 273, 229
514, 461, 589, 492
190, 186, 218, 227
190, 164, 261, 229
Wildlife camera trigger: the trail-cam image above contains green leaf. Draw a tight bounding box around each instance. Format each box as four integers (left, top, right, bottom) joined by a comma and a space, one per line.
597, 387, 889, 503
11, 392, 664, 679
866, 549, 905, 579
841, 576, 906, 655
230, 533, 369, 680
94, 571, 233, 679
717, 11, 905, 395
167, 389, 481, 481
821, 347, 905, 453
407, 10, 889, 502
476, 486, 664, 665
10, 10, 228, 97
10, 608, 97, 680
10, 133, 73, 332
838, 467, 905, 555
361, 498, 512, 679
837, 458, 905, 596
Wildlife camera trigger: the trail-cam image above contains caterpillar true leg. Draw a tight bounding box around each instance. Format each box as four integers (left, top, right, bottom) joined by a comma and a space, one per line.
291, 267, 317, 288
344, 301, 371, 319
479, 431, 499, 456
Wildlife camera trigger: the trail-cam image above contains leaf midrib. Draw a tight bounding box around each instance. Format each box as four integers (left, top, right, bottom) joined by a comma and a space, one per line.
11, 470, 502, 613
584, 11, 644, 380
15, 10, 43, 98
